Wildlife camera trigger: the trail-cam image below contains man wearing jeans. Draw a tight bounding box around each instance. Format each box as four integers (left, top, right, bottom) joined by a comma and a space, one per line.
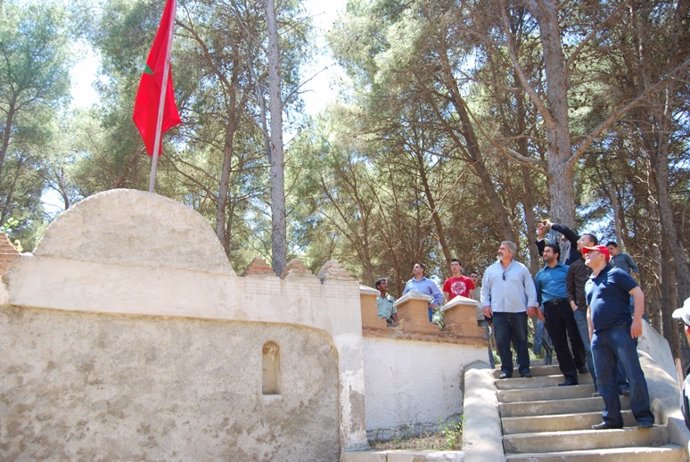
584, 244, 654, 430
481, 241, 538, 379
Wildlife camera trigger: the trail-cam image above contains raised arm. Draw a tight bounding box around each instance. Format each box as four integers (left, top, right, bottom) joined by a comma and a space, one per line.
551, 223, 579, 247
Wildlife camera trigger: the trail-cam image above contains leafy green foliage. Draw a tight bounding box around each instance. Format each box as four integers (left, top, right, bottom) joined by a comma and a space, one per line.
0, 1, 72, 247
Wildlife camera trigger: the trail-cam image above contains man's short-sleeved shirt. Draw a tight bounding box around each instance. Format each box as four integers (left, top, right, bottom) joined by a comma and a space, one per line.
443, 275, 475, 299
376, 294, 396, 320
585, 264, 638, 332
534, 263, 569, 306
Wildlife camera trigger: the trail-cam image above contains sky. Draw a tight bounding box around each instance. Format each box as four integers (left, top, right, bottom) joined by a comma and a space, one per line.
69, 0, 349, 116
48, 0, 349, 215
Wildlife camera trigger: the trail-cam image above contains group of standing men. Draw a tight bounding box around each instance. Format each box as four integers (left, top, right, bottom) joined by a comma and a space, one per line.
482, 220, 653, 430
375, 219, 654, 430
375, 260, 478, 327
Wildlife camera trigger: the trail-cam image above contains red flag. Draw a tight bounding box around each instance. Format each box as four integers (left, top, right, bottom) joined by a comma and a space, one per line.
133, 0, 181, 156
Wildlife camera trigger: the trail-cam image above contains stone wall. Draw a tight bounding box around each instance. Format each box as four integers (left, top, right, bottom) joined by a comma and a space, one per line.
0, 188, 495, 458
0, 189, 367, 460
0, 306, 339, 461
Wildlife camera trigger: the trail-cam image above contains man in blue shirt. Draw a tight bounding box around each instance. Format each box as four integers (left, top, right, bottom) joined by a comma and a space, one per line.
482, 241, 538, 379
534, 243, 586, 386
403, 262, 443, 322
583, 244, 653, 430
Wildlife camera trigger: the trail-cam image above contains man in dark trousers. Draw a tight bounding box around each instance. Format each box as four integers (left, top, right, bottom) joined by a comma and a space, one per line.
481, 241, 538, 379
536, 221, 591, 379
534, 243, 585, 386
584, 244, 654, 430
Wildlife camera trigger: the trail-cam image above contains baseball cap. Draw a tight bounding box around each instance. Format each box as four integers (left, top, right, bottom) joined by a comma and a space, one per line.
581, 244, 610, 262
672, 297, 690, 326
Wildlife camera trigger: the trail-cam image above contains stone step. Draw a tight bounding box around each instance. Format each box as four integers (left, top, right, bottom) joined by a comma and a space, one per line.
500, 395, 630, 418
502, 410, 636, 434
498, 383, 595, 403
492, 365, 563, 378
505, 444, 687, 462
495, 373, 594, 390
503, 426, 667, 453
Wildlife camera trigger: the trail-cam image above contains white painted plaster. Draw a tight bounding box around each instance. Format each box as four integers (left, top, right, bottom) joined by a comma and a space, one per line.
363, 337, 487, 440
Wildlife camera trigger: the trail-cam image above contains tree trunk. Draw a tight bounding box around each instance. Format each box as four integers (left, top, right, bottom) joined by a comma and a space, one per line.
515, 77, 539, 270
265, 0, 287, 275
0, 99, 16, 186
629, 0, 690, 304
660, 239, 680, 358
525, 0, 576, 228
435, 48, 518, 245
216, 114, 239, 251
654, 142, 690, 302
413, 150, 451, 264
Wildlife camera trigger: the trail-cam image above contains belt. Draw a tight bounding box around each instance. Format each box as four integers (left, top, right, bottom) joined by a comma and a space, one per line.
544, 298, 567, 306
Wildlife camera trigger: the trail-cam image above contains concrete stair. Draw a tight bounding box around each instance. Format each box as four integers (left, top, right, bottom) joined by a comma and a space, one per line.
496, 364, 688, 461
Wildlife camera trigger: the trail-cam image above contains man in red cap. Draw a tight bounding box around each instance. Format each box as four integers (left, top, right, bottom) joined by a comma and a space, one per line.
583, 244, 654, 430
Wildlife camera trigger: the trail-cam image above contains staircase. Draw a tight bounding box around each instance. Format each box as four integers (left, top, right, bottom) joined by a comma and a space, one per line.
496, 364, 688, 461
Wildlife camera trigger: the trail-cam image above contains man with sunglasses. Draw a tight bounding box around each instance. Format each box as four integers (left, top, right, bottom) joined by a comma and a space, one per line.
481, 241, 538, 379
583, 244, 654, 430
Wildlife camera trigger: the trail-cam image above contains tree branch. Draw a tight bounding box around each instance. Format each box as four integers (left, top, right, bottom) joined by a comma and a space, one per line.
568, 56, 690, 168
498, 0, 557, 130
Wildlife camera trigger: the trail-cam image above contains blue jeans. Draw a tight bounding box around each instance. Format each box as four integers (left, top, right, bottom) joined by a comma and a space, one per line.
574, 310, 630, 392
573, 310, 596, 386
591, 324, 654, 427
533, 318, 553, 365
493, 311, 530, 376
479, 320, 496, 368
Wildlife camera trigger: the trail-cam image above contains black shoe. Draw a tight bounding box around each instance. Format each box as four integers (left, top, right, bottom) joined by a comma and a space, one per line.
637, 421, 653, 429
499, 372, 512, 379
520, 371, 533, 378
592, 422, 623, 430
618, 386, 630, 396
578, 366, 588, 374
559, 379, 578, 386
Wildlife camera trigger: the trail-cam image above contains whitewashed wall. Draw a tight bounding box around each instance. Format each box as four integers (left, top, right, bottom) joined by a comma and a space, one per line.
363, 336, 488, 440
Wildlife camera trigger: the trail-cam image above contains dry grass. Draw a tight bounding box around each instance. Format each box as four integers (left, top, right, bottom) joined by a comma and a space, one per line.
369, 432, 450, 450
368, 421, 463, 451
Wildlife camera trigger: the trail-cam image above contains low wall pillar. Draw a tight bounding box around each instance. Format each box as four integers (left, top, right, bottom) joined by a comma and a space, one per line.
442, 296, 486, 341
394, 292, 438, 335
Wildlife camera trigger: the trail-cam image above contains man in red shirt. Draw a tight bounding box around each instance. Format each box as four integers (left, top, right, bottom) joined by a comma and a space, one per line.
443, 258, 475, 302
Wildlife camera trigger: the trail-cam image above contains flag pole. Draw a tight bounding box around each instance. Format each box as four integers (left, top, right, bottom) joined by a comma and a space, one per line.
148, 0, 177, 193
